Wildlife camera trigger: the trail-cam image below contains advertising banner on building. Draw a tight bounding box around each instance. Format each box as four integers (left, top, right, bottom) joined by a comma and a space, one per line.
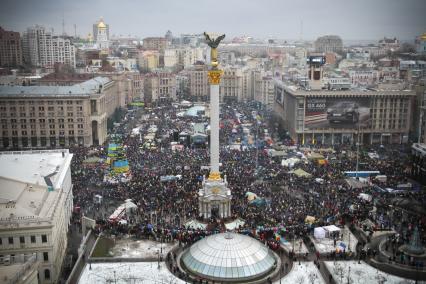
305, 97, 370, 129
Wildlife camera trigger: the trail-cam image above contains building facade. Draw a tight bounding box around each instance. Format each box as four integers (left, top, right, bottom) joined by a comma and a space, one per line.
348, 68, 379, 87
137, 50, 160, 71
187, 62, 209, 102
0, 149, 74, 284
143, 70, 176, 104
142, 37, 167, 51
254, 71, 274, 111
274, 81, 415, 145
220, 67, 242, 103
0, 77, 116, 149
0, 27, 23, 67
22, 26, 75, 68
314, 35, 343, 53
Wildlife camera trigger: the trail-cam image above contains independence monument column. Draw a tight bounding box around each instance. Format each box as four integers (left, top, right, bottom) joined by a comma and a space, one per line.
198, 32, 232, 220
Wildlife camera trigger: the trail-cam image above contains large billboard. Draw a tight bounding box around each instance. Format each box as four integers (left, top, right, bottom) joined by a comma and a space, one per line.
305, 97, 370, 129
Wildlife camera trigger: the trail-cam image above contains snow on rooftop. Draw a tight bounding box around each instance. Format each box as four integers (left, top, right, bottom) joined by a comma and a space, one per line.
0, 76, 110, 97
0, 150, 71, 187
0, 150, 73, 221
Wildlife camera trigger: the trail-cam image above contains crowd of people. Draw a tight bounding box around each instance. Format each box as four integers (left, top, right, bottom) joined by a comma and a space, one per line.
69, 102, 425, 261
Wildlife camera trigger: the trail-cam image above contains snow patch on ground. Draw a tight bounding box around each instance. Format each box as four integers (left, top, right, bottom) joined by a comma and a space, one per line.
110, 239, 175, 258
78, 262, 185, 284
274, 261, 325, 284
280, 238, 309, 255
324, 261, 417, 284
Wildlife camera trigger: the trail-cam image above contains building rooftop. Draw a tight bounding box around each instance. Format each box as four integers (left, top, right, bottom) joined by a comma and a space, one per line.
276, 80, 415, 97
0, 150, 73, 225
0, 76, 111, 98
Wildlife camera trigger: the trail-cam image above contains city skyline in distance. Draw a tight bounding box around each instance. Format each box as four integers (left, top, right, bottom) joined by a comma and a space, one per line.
0, 0, 425, 41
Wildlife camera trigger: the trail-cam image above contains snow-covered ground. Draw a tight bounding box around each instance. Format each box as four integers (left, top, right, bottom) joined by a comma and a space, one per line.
109, 239, 175, 258
280, 238, 309, 255
311, 226, 357, 254
324, 261, 417, 284
274, 261, 325, 284
78, 262, 185, 284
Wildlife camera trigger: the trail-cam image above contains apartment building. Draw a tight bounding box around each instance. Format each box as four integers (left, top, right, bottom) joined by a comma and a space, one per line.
0, 27, 23, 67
22, 26, 75, 68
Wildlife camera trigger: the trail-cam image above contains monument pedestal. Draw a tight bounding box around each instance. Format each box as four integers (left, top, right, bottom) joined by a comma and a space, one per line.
198, 176, 231, 219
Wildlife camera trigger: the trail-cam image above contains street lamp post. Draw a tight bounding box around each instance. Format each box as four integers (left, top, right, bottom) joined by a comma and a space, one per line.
355, 121, 360, 179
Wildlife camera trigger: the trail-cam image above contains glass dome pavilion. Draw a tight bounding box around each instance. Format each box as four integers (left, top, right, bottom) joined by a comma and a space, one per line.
181, 232, 277, 282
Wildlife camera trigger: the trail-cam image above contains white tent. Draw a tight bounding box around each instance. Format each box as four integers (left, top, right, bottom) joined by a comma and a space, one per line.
314, 227, 326, 239
358, 193, 372, 202
124, 199, 138, 214
323, 225, 341, 238
315, 225, 341, 239
281, 157, 300, 167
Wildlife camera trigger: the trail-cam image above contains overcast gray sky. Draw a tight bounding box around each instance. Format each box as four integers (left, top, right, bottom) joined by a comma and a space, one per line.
1, 0, 425, 41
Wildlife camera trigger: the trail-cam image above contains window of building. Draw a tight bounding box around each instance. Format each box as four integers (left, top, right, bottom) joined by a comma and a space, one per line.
44, 269, 50, 280
41, 235, 47, 243
8, 237, 13, 244
19, 236, 25, 244
43, 252, 48, 261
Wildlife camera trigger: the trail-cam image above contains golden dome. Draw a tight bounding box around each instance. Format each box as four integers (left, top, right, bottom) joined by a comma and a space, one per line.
97, 18, 106, 29
421, 33, 426, 41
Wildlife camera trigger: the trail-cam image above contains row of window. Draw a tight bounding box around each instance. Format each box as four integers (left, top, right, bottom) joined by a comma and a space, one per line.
3, 123, 84, 128
1, 112, 84, 118
2, 136, 85, 147
0, 234, 47, 245
4, 129, 84, 136
0, 100, 83, 105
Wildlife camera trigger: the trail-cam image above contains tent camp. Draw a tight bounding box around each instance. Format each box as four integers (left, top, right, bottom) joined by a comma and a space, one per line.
246, 192, 258, 201
307, 152, 325, 160
290, 168, 312, 178
358, 193, 372, 202
305, 215, 316, 224
314, 225, 341, 239
281, 157, 300, 168
180, 100, 192, 107
268, 150, 287, 158
185, 219, 207, 230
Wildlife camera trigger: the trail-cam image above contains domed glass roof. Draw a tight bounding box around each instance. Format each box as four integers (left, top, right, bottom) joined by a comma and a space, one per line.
182, 233, 276, 281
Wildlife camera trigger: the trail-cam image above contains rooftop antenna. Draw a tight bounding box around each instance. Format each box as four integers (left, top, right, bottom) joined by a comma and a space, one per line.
62, 12, 64, 35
